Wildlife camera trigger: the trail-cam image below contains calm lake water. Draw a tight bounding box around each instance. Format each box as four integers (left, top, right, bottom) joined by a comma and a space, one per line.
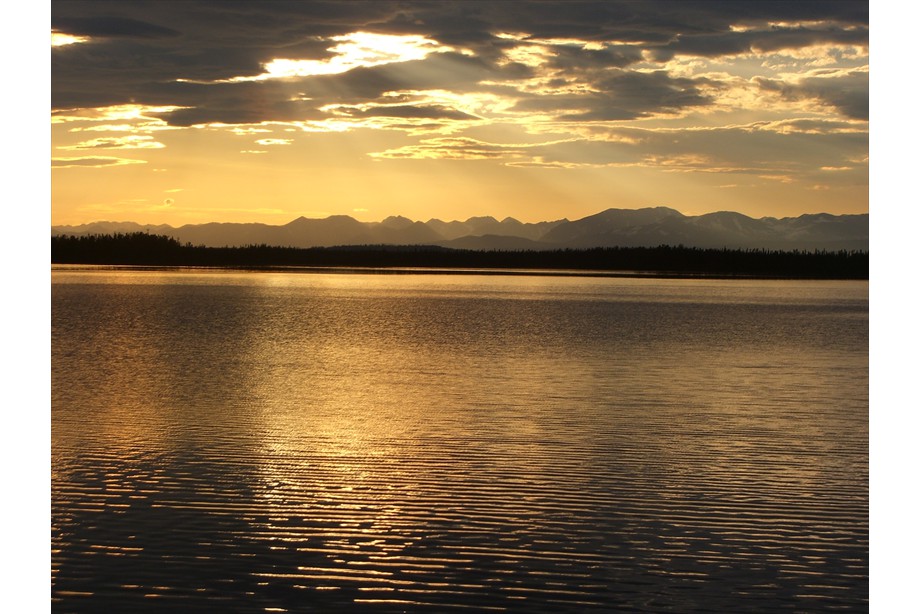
51, 268, 869, 612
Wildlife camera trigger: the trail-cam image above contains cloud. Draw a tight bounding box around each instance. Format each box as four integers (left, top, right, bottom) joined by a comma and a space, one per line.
62, 135, 166, 150
369, 121, 868, 181
52, 104, 184, 124
370, 136, 540, 161
649, 24, 867, 62
745, 118, 867, 135
51, 1, 869, 133
51, 32, 90, 47
755, 67, 868, 119
52, 156, 147, 168
543, 44, 644, 71
505, 69, 714, 121
599, 124, 867, 175
221, 32, 463, 82
51, 16, 180, 39
95, 49, 519, 129
311, 52, 522, 102
50, 2, 867, 91
325, 104, 479, 121
50, 0, 870, 206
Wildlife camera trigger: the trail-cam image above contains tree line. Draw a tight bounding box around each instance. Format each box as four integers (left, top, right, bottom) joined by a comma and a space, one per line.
51, 232, 869, 279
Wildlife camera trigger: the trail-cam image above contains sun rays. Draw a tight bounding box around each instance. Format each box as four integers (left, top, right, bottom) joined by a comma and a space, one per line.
51, 2, 868, 225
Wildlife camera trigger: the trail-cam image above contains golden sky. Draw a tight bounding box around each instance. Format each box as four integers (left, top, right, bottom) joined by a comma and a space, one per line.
51, 1, 869, 226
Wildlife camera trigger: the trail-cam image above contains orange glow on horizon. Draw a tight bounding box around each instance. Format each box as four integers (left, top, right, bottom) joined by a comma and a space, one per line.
51, 5, 868, 227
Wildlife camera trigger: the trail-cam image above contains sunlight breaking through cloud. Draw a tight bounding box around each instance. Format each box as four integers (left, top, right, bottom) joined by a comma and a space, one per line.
210, 32, 464, 83
52, 105, 186, 124
51, 31, 90, 46
50, 1, 869, 224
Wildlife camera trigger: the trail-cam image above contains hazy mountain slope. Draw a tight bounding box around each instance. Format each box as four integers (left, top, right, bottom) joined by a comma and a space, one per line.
276, 215, 372, 248
680, 212, 869, 249
367, 220, 443, 245
765, 213, 869, 249
424, 216, 565, 240
539, 207, 686, 247
52, 207, 869, 251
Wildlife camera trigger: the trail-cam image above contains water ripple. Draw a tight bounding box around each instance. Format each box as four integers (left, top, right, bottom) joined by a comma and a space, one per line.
52, 272, 868, 612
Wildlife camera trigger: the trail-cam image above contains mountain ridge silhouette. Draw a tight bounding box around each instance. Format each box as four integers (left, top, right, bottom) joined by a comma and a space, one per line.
52, 207, 868, 251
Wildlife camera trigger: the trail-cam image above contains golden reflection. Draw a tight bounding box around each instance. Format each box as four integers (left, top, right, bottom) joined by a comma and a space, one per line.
52, 270, 869, 609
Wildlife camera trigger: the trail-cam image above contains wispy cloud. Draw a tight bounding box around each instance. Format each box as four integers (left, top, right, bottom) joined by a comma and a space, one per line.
52, 156, 147, 168
370, 136, 573, 162
62, 136, 165, 150
254, 138, 293, 146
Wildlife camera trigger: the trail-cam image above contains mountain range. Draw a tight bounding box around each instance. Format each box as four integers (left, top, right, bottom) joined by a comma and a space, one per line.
51, 207, 869, 251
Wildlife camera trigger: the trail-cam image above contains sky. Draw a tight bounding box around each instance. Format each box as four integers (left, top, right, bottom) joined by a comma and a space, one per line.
50, 0, 869, 226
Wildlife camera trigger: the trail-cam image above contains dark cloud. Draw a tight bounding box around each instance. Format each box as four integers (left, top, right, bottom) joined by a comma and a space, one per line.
514, 70, 714, 121
309, 52, 526, 101
338, 105, 479, 121
54, 48, 512, 126
154, 84, 329, 127
52, 16, 180, 39
650, 25, 868, 61
52, 1, 869, 53
51, 1, 868, 126
544, 46, 644, 72
456, 1, 868, 46
756, 70, 869, 120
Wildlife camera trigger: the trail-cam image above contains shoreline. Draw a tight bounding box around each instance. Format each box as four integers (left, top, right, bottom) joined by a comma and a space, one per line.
50, 263, 869, 281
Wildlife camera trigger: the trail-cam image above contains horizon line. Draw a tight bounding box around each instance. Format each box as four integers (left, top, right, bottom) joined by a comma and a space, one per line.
51, 206, 870, 229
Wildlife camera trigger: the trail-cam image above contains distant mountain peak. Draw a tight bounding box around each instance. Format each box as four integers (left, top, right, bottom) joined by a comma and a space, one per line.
52, 206, 868, 251
595, 205, 683, 217
380, 215, 415, 229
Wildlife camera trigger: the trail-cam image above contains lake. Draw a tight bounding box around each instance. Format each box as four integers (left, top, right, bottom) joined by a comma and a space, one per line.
51, 268, 869, 612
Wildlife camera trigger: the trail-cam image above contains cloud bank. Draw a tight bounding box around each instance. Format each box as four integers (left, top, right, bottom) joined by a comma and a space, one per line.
51, 1, 869, 224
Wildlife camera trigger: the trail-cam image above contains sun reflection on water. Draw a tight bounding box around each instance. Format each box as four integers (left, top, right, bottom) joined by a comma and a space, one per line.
52, 271, 868, 611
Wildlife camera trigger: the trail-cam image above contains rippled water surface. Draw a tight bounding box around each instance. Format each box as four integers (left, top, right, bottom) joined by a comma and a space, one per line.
51, 269, 869, 612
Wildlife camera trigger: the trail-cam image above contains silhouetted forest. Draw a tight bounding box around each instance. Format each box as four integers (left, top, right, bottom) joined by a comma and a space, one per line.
51, 233, 869, 279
